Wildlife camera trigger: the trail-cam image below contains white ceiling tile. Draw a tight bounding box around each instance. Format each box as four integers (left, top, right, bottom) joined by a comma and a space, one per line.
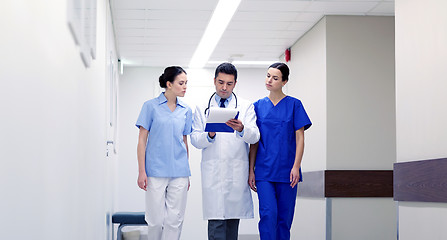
227, 21, 291, 31
144, 10, 212, 21
212, 47, 281, 56
233, 11, 299, 22
145, 0, 218, 10
145, 20, 207, 30
113, 10, 146, 19
119, 42, 198, 52
218, 37, 280, 46
112, 0, 218, 10
112, 9, 213, 21
305, 1, 378, 13
115, 29, 146, 37
119, 37, 200, 45
368, 2, 395, 14
121, 45, 195, 53
143, 29, 204, 38
116, 37, 147, 44
286, 21, 315, 31
238, 1, 311, 12
112, 0, 395, 67
111, 0, 148, 10
114, 20, 146, 29
295, 12, 325, 22
225, 29, 304, 39
116, 30, 201, 40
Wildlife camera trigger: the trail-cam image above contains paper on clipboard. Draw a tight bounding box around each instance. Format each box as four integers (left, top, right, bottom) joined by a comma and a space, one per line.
205, 107, 239, 132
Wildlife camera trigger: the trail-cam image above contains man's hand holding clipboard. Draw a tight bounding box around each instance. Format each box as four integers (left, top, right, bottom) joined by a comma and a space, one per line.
225, 112, 243, 132
205, 108, 241, 133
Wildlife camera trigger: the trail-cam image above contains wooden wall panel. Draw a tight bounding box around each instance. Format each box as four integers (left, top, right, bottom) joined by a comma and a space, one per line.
325, 170, 393, 197
394, 158, 447, 203
298, 170, 393, 198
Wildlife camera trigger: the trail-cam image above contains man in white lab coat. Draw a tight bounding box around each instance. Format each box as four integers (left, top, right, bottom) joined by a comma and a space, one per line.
191, 62, 260, 240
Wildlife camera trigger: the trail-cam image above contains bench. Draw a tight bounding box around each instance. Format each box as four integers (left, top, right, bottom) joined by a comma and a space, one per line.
112, 212, 147, 240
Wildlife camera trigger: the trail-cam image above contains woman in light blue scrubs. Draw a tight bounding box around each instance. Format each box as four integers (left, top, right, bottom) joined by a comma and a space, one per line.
249, 62, 311, 240
136, 66, 192, 240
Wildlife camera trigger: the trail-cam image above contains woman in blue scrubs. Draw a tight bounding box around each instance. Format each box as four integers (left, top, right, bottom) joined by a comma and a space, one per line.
136, 66, 193, 240
249, 62, 311, 240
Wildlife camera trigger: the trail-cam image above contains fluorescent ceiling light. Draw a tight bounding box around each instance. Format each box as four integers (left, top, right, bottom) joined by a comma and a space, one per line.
189, 0, 241, 69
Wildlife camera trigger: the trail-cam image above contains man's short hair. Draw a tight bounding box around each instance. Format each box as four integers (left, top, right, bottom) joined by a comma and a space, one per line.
215, 62, 237, 81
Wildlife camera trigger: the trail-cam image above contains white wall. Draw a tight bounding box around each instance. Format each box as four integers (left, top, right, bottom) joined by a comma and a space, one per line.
117, 66, 268, 239
331, 198, 396, 240
399, 202, 447, 239
288, 17, 328, 239
288, 15, 396, 240
326, 15, 396, 170
395, 0, 447, 161
0, 1, 117, 239
292, 198, 327, 240
288, 17, 328, 172
395, 0, 447, 239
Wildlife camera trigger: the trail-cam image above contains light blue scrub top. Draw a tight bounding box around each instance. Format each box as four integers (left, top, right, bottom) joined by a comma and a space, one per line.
136, 93, 192, 177
253, 96, 311, 183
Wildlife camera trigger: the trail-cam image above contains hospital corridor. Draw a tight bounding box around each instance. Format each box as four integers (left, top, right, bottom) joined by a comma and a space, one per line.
1, 0, 446, 239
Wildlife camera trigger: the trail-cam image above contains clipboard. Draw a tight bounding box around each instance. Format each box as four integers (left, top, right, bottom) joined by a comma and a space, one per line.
205, 107, 239, 132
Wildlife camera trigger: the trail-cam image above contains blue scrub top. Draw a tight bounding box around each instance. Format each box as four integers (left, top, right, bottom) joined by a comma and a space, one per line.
254, 96, 311, 182
136, 93, 192, 177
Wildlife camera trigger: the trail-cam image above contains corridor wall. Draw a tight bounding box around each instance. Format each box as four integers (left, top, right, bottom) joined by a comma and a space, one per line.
287, 16, 396, 239
395, 0, 447, 239
0, 1, 118, 239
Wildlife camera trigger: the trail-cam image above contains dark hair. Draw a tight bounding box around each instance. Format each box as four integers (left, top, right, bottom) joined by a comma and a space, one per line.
215, 62, 237, 81
159, 66, 186, 88
268, 62, 289, 81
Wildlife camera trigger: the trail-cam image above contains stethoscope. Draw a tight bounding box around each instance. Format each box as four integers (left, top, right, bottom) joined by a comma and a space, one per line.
204, 92, 238, 116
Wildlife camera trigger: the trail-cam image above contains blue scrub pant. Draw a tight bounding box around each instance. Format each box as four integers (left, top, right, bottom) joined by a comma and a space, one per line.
256, 181, 298, 240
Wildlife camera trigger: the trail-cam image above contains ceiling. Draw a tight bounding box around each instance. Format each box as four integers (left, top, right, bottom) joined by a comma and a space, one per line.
111, 0, 394, 68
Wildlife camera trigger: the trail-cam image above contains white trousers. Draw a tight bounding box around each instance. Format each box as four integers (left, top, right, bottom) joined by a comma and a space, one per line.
145, 177, 189, 240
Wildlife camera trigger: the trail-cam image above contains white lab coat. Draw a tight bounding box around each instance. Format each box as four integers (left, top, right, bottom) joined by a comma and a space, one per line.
191, 95, 260, 220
